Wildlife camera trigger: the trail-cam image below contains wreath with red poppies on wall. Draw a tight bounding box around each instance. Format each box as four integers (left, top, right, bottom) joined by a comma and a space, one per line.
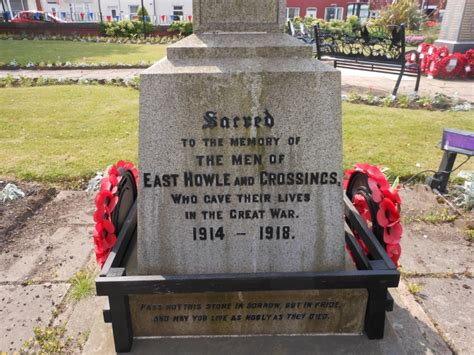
344, 164, 403, 267
93, 161, 138, 267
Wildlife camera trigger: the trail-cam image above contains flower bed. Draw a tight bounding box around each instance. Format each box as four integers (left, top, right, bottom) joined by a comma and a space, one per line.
0, 60, 150, 70
0, 33, 182, 45
0, 75, 141, 89
344, 92, 471, 112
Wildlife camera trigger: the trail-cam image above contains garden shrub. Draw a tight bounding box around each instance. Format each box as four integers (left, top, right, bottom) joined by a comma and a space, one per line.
168, 21, 193, 36
374, 0, 426, 30
291, 15, 361, 37
100, 20, 153, 38
137, 7, 151, 22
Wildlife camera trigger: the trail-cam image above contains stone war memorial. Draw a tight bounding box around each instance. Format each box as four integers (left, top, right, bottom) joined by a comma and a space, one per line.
95, 0, 400, 352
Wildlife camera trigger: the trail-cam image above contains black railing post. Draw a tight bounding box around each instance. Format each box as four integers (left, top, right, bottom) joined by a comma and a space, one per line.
365, 287, 388, 339
314, 24, 322, 60
109, 294, 133, 352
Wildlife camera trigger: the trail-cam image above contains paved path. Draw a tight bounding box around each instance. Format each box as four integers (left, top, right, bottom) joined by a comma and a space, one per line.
1, 66, 473, 102
0, 185, 471, 353
340, 67, 474, 102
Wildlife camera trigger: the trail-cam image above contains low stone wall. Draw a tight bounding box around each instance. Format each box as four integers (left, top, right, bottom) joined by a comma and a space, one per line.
0, 22, 174, 37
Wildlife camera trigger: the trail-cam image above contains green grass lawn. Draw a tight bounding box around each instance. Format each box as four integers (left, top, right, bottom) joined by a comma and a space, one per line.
0, 86, 473, 184
0, 40, 167, 65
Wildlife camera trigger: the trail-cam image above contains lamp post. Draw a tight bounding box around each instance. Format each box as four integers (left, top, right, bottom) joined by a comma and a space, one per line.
1, 0, 7, 22
98, 0, 103, 22
141, 0, 146, 38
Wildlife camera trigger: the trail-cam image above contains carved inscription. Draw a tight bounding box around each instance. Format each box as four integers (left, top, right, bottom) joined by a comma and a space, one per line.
130, 290, 368, 336
141, 110, 341, 246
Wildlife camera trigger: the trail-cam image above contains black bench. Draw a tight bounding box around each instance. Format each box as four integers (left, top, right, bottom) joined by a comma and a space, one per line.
314, 23, 421, 96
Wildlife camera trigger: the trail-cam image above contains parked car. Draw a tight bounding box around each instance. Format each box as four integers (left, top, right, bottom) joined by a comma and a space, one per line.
11, 11, 65, 24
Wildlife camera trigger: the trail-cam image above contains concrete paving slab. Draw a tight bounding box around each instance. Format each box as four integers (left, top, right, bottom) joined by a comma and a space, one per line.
388, 282, 452, 355
0, 283, 69, 352
54, 191, 96, 226
0, 191, 95, 283
409, 276, 473, 355
83, 309, 406, 355
400, 223, 472, 274
63, 295, 107, 341
0, 225, 94, 282
338, 67, 474, 102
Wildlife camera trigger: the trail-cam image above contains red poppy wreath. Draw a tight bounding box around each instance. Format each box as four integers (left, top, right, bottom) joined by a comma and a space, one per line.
93, 161, 138, 267
344, 164, 403, 267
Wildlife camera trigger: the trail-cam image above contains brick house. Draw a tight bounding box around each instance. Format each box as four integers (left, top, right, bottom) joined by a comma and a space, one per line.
286, 0, 445, 20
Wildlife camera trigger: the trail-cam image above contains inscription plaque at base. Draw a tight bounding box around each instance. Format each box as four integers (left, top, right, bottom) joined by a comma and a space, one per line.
130, 289, 368, 336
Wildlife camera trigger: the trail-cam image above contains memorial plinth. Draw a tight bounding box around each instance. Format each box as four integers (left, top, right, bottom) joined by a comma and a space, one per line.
138, 32, 346, 276
435, 0, 474, 52
96, 2, 400, 352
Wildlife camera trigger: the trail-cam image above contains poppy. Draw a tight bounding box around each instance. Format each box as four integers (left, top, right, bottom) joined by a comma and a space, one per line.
368, 177, 383, 203
387, 244, 401, 266
383, 222, 403, 245
376, 198, 400, 227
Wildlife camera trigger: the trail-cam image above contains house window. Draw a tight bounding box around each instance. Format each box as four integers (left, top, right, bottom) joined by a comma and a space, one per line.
173, 5, 183, 20
286, 7, 300, 19
306, 7, 317, 18
129, 5, 139, 18
347, 4, 369, 18
324, 7, 343, 21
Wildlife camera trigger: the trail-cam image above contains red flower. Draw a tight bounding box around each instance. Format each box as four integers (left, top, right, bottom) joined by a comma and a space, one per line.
380, 186, 401, 205
344, 163, 403, 267
353, 194, 371, 222
368, 177, 383, 203
376, 198, 400, 227
387, 244, 401, 266
95, 190, 118, 212
383, 222, 403, 245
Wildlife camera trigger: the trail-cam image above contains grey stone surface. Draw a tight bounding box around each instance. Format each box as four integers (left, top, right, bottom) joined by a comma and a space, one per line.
0, 225, 94, 282
0, 283, 70, 352
167, 33, 313, 60
435, 0, 474, 52
138, 34, 345, 276
387, 282, 452, 355
399, 222, 473, 274
84, 315, 407, 355
409, 276, 473, 355
193, 0, 286, 33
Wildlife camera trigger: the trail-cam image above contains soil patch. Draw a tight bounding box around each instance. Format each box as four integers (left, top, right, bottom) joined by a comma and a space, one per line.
0, 180, 57, 246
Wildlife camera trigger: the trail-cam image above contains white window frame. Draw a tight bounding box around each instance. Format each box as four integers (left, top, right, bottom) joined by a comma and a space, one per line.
173, 5, 184, 20
306, 7, 317, 18
324, 7, 344, 21
129, 5, 139, 19
286, 7, 300, 19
